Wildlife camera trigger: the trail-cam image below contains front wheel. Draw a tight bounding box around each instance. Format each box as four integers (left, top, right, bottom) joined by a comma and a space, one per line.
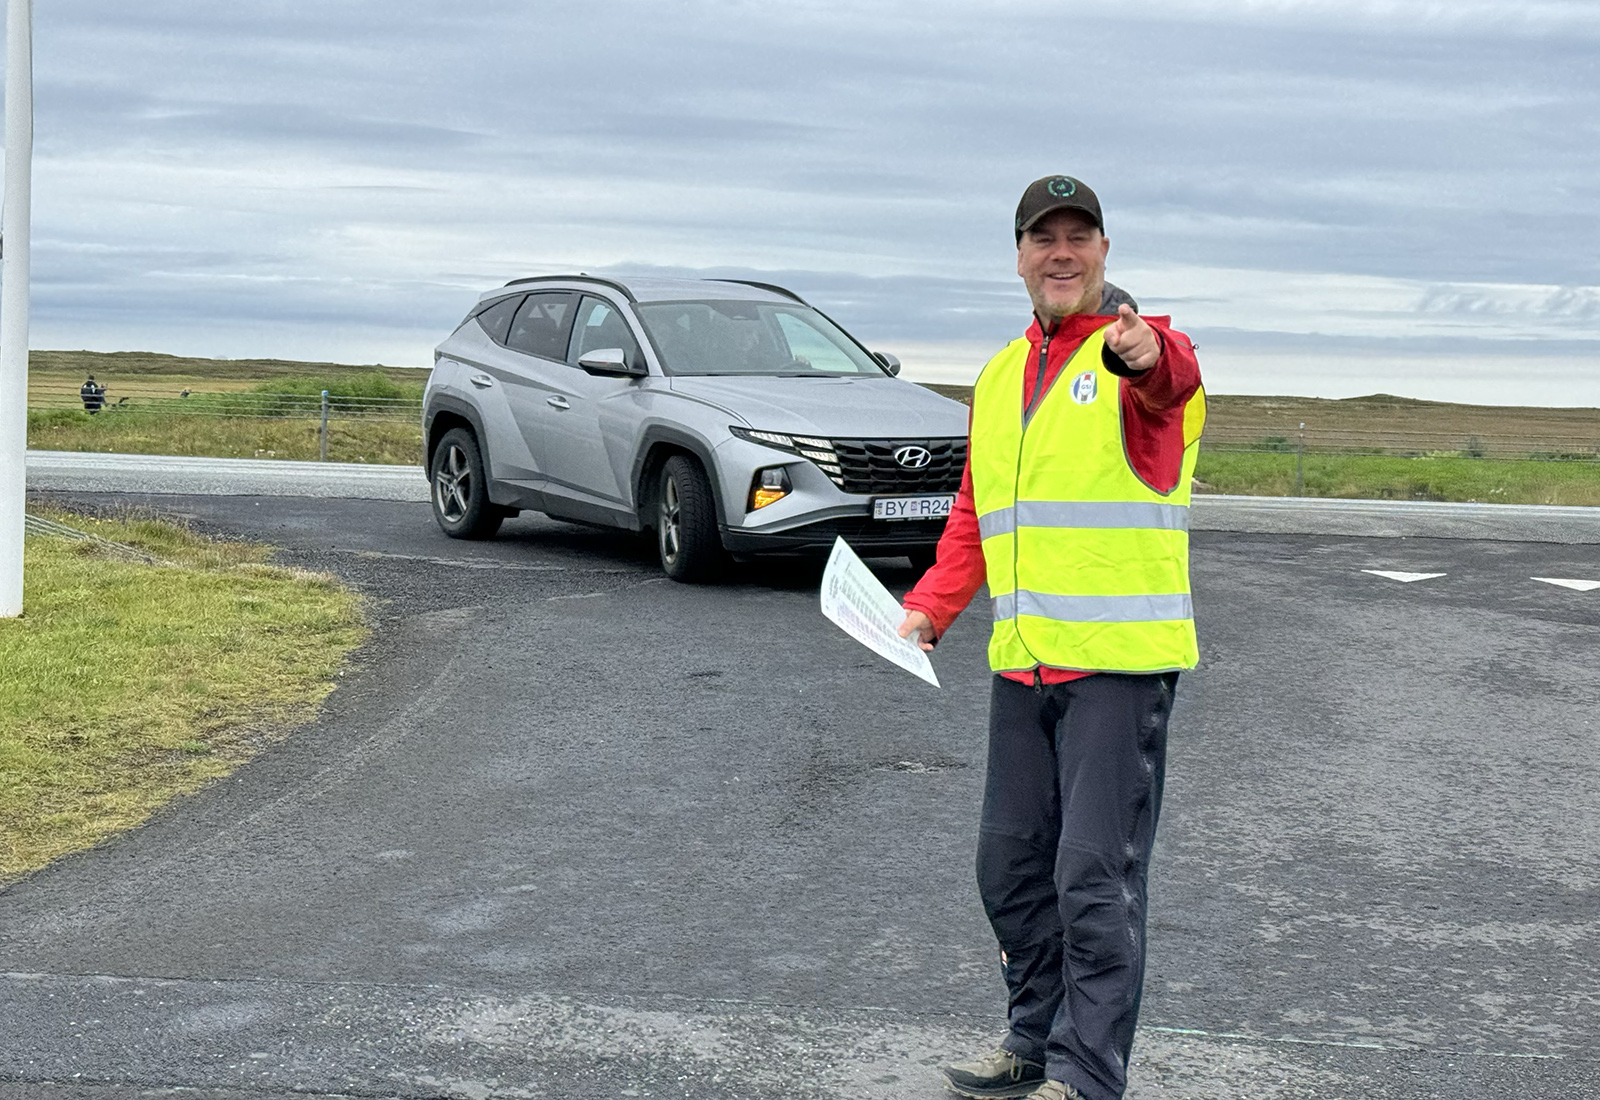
430, 427, 503, 540
657, 455, 726, 583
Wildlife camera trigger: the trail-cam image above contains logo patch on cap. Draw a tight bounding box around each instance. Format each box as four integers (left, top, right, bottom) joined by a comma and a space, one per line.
1070, 370, 1098, 405
1047, 176, 1077, 198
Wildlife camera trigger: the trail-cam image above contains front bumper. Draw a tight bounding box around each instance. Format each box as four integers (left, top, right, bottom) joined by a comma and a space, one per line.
721, 515, 946, 556
713, 432, 957, 557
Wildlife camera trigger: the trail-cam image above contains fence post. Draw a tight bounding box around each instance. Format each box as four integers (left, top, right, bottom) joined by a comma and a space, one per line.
1295, 422, 1305, 496
320, 390, 329, 462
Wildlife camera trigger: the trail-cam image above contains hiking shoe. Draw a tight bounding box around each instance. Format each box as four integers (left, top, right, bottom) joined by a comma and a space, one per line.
942, 1048, 1047, 1098
1023, 1083, 1086, 1100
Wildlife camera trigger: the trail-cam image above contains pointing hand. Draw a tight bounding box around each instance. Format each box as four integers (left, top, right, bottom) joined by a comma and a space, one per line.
1103, 304, 1160, 372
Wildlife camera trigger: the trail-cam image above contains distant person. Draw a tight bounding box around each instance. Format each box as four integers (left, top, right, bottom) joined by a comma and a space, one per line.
898, 175, 1205, 1100
79, 375, 106, 413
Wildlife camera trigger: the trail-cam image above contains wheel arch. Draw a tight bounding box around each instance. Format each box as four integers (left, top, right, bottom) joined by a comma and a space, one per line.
632, 427, 729, 531
424, 397, 488, 467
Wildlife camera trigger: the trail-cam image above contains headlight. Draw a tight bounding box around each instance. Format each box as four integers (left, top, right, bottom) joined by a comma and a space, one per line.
749, 466, 793, 510
730, 426, 844, 486
730, 427, 797, 449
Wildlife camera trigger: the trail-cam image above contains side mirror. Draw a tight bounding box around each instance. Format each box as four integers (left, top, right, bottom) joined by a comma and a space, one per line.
577, 348, 645, 377
874, 351, 901, 376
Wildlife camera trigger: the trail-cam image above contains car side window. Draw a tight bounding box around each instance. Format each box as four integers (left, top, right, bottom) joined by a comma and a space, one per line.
473, 295, 523, 346
506, 292, 577, 360
568, 296, 644, 371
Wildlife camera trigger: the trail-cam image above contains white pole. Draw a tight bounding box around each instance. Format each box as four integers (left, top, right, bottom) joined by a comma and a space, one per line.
0, 0, 33, 617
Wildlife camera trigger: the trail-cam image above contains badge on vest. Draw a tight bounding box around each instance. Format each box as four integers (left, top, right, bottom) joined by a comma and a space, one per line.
1069, 370, 1098, 404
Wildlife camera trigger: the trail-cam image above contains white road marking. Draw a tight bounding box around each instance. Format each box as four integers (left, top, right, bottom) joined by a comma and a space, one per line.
1362, 569, 1447, 583
1532, 577, 1600, 592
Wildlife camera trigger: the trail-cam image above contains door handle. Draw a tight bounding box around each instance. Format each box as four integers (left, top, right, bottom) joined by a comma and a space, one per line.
546, 396, 571, 410
469, 373, 493, 389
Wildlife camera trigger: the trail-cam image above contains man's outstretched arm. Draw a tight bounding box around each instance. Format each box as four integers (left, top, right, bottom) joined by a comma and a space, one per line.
898, 450, 985, 651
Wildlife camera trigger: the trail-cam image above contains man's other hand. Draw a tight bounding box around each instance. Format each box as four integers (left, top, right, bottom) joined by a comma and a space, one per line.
898, 610, 937, 652
1103, 304, 1160, 372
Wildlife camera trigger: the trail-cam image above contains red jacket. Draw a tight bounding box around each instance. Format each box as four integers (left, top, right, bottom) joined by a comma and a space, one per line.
902, 311, 1202, 685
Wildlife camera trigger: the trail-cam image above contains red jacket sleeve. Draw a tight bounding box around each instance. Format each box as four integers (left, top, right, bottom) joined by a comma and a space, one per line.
1116, 321, 1201, 494
901, 411, 984, 638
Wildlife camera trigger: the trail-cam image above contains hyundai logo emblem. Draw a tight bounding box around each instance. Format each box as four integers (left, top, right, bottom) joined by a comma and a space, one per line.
893, 445, 932, 469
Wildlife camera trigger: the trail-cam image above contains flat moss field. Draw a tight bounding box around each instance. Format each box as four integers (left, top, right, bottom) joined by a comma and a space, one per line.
28, 350, 428, 465
0, 512, 367, 882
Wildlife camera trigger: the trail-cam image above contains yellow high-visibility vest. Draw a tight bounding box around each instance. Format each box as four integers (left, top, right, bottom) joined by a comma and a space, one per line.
970, 325, 1206, 674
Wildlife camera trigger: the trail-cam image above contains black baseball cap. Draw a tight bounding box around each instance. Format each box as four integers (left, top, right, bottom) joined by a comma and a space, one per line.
1015, 175, 1103, 241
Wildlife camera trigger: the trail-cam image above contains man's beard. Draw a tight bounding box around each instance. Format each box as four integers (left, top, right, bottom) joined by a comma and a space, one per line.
1031, 275, 1104, 322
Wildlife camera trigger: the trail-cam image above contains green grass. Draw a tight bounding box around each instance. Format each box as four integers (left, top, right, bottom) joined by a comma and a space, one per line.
1196, 450, 1600, 506
246, 371, 423, 402
0, 510, 367, 881
147, 373, 422, 422
27, 406, 424, 465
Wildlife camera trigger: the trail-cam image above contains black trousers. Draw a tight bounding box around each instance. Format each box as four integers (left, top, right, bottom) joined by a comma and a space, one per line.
979, 671, 1176, 1100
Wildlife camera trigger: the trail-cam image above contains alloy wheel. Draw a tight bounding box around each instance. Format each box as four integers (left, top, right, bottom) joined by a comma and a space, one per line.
659, 474, 682, 564
434, 443, 471, 523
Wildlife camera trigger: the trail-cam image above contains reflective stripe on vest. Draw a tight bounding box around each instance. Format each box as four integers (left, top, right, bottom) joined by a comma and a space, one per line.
992, 591, 1195, 623
977, 500, 1190, 540
969, 326, 1207, 675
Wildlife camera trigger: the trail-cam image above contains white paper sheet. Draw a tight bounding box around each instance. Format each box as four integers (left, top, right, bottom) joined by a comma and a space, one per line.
819, 537, 940, 687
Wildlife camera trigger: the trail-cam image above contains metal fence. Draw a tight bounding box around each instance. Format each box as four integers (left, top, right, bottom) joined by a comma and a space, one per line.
30, 381, 422, 419
30, 380, 423, 460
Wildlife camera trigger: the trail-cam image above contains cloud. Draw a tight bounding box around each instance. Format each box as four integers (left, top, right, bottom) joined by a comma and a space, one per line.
12, 0, 1600, 406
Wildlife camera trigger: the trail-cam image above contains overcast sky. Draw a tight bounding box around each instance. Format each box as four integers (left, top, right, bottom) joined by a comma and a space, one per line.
11, 0, 1600, 404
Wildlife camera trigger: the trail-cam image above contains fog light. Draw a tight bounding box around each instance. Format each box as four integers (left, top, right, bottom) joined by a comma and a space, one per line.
749, 466, 792, 510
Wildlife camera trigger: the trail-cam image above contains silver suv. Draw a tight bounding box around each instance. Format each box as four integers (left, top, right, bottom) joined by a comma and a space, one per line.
423, 275, 969, 581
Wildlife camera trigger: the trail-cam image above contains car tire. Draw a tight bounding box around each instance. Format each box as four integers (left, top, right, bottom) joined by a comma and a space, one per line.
430, 427, 503, 540
657, 455, 725, 582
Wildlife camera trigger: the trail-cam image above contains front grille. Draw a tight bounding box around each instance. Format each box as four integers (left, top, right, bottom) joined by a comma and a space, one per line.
822, 437, 967, 495
825, 516, 949, 544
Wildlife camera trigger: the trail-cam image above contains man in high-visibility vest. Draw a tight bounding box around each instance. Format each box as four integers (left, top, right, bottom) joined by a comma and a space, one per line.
898, 175, 1204, 1100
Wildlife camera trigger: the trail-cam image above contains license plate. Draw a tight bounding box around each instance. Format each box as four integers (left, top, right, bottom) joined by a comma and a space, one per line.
872, 494, 955, 521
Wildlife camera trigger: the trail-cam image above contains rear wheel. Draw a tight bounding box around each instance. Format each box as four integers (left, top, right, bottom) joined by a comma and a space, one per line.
430, 427, 503, 540
657, 455, 725, 582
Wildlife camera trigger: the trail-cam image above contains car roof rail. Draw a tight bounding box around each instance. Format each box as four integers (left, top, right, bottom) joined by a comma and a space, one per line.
708, 278, 808, 305
504, 274, 638, 302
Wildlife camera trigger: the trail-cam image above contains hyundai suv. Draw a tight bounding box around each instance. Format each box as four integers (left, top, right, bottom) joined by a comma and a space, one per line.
423, 275, 970, 581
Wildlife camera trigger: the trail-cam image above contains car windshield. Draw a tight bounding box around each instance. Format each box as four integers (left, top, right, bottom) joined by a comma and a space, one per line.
634, 300, 887, 377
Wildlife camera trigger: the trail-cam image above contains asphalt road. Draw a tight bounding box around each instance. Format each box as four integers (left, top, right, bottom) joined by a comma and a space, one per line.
3, 493, 1599, 1100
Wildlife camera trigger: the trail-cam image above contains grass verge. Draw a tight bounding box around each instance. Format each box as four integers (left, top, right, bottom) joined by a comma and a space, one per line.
0, 509, 367, 882
28, 407, 424, 465
1195, 451, 1600, 506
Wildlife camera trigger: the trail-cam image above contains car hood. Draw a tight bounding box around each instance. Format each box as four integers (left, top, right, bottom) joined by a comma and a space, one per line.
668, 375, 969, 439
